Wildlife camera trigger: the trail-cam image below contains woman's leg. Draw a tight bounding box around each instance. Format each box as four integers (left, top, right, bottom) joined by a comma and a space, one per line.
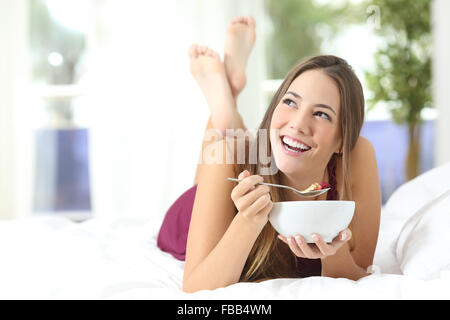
189, 44, 238, 135
191, 17, 256, 185
189, 44, 246, 185
224, 16, 256, 99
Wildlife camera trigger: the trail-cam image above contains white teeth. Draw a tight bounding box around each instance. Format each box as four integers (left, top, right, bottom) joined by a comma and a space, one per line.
285, 144, 301, 153
282, 136, 311, 150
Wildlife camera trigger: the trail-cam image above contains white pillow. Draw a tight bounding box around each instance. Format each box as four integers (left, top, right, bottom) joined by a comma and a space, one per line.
394, 189, 450, 280
383, 161, 450, 221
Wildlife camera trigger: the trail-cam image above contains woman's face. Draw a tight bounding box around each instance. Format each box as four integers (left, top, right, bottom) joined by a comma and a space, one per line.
270, 69, 342, 178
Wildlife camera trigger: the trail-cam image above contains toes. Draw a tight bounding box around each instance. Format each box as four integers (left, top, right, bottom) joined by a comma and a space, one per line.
196, 45, 206, 56
190, 45, 219, 60
200, 46, 209, 55
230, 16, 243, 25
206, 48, 218, 58
230, 16, 256, 27
247, 15, 256, 28
188, 44, 199, 58
231, 16, 247, 25
189, 44, 214, 59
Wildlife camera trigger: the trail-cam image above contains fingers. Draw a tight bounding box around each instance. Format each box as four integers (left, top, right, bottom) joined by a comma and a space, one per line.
238, 169, 249, 180
277, 229, 352, 259
230, 171, 264, 201
232, 170, 270, 213
278, 235, 307, 258
294, 235, 317, 257
230, 170, 273, 226
287, 236, 305, 258
246, 192, 272, 214
280, 235, 318, 258
258, 199, 274, 216
279, 235, 321, 258
340, 229, 352, 242
235, 184, 270, 211
331, 228, 352, 246
311, 230, 351, 257
311, 234, 335, 256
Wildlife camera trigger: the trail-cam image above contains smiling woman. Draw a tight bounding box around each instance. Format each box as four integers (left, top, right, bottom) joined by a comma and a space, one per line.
270, 69, 343, 182
232, 55, 371, 282
157, 16, 381, 293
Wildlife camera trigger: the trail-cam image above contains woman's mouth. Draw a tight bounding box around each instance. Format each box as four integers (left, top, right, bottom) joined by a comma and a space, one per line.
280, 135, 312, 156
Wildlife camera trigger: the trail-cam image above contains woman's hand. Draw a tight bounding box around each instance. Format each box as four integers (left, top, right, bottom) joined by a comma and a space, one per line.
230, 170, 273, 228
278, 229, 352, 259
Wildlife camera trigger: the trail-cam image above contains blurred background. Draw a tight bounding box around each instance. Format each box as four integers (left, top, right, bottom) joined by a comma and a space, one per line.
1, 0, 449, 223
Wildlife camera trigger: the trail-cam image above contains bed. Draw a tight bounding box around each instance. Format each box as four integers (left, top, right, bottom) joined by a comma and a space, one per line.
1, 163, 450, 299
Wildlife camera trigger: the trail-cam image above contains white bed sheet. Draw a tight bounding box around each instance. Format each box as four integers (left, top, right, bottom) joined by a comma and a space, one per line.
0, 211, 449, 300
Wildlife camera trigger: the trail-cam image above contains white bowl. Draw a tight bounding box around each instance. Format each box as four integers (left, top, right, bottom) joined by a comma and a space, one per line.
269, 200, 355, 243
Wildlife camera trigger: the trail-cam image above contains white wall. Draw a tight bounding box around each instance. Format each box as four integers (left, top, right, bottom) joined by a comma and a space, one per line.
432, 0, 450, 166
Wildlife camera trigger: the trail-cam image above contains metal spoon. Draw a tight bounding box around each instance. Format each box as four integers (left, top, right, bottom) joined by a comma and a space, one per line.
226, 177, 331, 198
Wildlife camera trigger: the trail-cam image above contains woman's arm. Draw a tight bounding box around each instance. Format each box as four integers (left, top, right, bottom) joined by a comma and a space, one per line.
321, 136, 381, 279
182, 139, 271, 293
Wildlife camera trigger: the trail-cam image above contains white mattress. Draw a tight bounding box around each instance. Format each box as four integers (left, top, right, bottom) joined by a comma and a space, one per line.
0, 210, 448, 299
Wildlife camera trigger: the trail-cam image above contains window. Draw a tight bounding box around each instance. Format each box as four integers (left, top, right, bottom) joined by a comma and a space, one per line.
29, 0, 92, 220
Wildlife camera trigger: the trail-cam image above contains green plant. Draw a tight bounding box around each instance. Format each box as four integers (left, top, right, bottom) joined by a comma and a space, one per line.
265, 0, 365, 79
365, 0, 432, 180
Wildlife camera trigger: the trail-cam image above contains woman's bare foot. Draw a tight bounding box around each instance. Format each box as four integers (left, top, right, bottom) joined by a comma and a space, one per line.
224, 16, 256, 98
189, 44, 237, 134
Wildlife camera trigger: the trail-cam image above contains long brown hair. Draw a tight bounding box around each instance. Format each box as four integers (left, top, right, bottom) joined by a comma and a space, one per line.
234, 55, 365, 282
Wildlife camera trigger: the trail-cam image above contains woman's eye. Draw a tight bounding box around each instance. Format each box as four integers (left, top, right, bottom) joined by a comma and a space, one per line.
282, 98, 296, 108
314, 111, 331, 121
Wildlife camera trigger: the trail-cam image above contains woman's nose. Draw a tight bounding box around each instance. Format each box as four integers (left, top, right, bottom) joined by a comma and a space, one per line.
289, 110, 311, 135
